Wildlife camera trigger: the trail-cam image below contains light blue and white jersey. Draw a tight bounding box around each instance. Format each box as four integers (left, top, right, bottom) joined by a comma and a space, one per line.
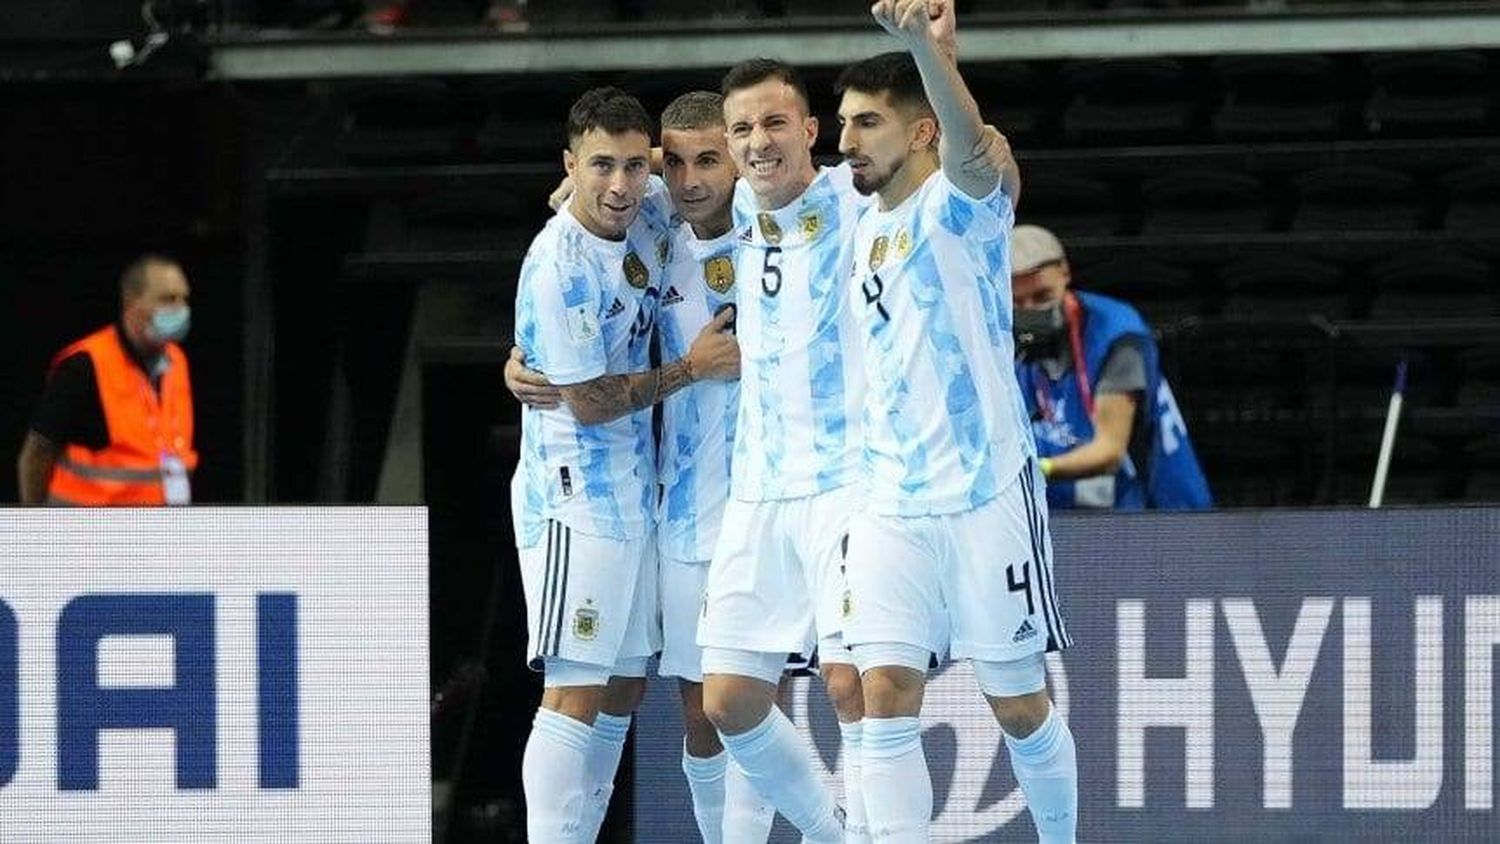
655, 222, 741, 561
511, 197, 673, 546
729, 163, 871, 502
848, 170, 1033, 517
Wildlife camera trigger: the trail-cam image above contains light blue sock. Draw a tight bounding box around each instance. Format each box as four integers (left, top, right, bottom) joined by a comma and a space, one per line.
522, 708, 593, 843
838, 720, 871, 843
682, 745, 727, 844
720, 709, 842, 843
860, 716, 929, 843
723, 755, 775, 844
1005, 708, 1078, 844
582, 713, 632, 838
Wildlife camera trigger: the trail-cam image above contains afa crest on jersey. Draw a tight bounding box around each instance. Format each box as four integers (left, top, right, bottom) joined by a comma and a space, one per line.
704, 255, 735, 294
757, 212, 783, 245
869, 235, 889, 271
623, 251, 650, 289
799, 211, 823, 241
894, 228, 912, 259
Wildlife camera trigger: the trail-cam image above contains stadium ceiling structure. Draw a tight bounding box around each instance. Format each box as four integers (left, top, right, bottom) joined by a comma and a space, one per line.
209, 3, 1500, 80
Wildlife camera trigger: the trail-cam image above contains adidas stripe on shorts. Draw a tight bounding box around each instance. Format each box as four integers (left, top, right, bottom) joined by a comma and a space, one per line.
843, 458, 1071, 664
519, 519, 660, 671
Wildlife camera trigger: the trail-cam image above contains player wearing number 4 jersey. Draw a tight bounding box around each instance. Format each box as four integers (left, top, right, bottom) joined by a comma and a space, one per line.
837, 2, 1079, 843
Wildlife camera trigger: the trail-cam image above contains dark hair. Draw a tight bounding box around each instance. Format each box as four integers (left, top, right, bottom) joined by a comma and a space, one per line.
834, 51, 934, 118
120, 254, 178, 300
721, 58, 811, 115
662, 90, 725, 132
566, 87, 654, 147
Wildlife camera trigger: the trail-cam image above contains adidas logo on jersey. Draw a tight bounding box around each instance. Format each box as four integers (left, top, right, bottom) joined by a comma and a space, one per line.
662, 285, 684, 307
605, 297, 625, 318
1013, 618, 1038, 643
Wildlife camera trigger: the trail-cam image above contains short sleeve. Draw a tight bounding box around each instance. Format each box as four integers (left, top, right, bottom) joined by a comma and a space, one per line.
30, 352, 109, 449
1095, 340, 1149, 395
523, 261, 609, 386
932, 171, 1011, 240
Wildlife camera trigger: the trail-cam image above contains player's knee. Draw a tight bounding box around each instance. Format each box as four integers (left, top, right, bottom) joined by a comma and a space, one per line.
602, 672, 647, 716
819, 662, 864, 720
859, 666, 926, 718
988, 690, 1052, 739
540, 684, 606, 725
975, 653, 1051, 737
701, 674, 775, 735
679, 688, 722, 756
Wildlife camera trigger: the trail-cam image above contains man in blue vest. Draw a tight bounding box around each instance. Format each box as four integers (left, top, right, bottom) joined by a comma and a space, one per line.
1011, 224, 1212, 510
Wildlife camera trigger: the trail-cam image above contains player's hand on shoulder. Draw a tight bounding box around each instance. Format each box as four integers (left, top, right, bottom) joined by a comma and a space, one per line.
980, 124, 1014, 170
505, 345, 562, 408
548, 176, 574, 211
687, 306, 741, 382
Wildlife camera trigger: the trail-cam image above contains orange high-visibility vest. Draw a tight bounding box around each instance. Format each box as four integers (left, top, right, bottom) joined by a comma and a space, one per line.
45, 326, 198, 506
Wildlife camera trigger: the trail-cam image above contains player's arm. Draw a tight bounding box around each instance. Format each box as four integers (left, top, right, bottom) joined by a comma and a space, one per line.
559, 307, 739, 425
874, 0, 1005, 200
1042, 392, 1137, 480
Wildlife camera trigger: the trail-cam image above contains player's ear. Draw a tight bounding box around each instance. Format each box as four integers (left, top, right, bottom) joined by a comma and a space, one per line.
911, 116, 938, 152
804, 114, 819, 148
563, 147, 577, 177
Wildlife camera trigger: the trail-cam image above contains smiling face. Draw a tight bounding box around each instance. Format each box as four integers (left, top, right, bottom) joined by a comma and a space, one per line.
837, 87, 937, 203
723, 78, 818, 210
564, 127, 652, 240
662, 124, 736, 237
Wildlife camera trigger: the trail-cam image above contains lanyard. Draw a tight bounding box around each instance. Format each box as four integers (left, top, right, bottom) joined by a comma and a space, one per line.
1031, 292, 1094, 422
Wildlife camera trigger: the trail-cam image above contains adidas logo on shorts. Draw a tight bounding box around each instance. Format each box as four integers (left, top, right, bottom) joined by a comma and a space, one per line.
1013, 618, 1038, 643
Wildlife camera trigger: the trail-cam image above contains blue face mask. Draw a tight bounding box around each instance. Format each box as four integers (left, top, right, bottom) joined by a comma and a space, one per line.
149, 306, 191, 343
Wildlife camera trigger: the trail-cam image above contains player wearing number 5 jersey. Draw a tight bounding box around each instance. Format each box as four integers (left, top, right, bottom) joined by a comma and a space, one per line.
837, 2, 1079, 843
698, 59, 874, 844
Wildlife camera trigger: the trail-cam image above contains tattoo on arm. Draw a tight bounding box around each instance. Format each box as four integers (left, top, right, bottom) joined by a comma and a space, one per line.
563, 358, 697, 424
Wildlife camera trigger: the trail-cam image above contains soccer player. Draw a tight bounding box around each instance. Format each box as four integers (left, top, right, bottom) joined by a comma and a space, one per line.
836, 2, 1078, 842
697, 58, 873, 844
511, 86, 739, 843
655, 90, 779, 843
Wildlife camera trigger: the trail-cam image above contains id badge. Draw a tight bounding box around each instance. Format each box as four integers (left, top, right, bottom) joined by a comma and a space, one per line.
161, 453, 192, 506
1074, 474, 1115, 508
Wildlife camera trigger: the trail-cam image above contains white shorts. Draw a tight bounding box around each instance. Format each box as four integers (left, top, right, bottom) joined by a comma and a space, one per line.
844, 461, 1071, 663
657, 555, 709, 682
519, 520, 660, 672
699, 485, 856, 656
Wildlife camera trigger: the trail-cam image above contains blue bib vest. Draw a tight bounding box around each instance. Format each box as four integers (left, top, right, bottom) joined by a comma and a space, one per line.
1016, 291, 1212, 510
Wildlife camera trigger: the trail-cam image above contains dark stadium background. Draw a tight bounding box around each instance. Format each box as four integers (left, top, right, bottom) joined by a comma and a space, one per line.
3, 2, 1497, 841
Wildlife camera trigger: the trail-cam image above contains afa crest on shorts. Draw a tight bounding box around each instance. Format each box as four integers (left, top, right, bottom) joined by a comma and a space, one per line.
623, 251, 650, 289
704, 255, 735, 294
573, 601, 599, 641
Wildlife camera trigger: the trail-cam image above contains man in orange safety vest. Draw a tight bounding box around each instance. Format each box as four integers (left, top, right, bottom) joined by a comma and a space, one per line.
17, 254, 198, 506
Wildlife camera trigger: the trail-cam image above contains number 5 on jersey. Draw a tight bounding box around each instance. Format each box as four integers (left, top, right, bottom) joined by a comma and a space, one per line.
760, 247, 783, 297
